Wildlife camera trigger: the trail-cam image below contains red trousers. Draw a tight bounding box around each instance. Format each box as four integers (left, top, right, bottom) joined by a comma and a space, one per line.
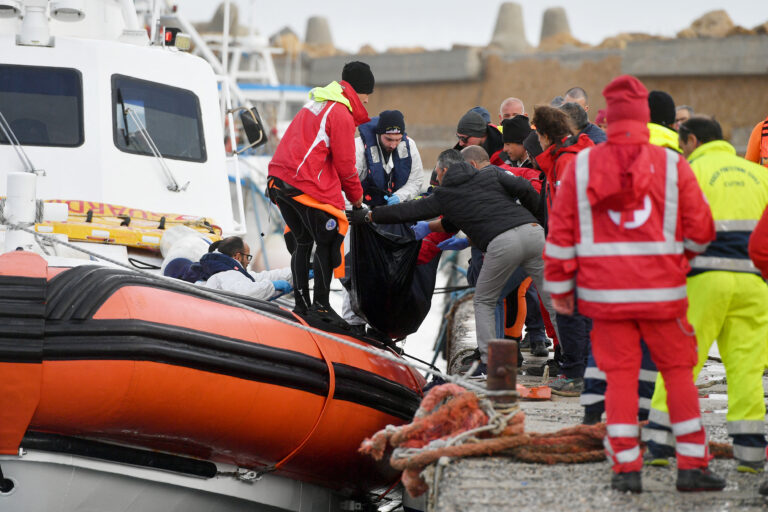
591, 317, 708, 473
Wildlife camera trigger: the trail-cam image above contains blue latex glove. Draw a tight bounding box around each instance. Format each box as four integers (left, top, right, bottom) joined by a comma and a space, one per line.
437, 236, 470, 251
308, 269, 314, 280
410, 220, 431, 240
384, 194, 401, 205
272, 280, 292, 293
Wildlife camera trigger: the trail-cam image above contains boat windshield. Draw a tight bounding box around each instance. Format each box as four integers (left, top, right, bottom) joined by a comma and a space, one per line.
0, 64, 83, 147
112, 75, 207, 163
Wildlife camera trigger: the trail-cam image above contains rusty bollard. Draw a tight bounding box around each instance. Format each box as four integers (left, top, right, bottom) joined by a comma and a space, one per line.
487, 339, 518, 405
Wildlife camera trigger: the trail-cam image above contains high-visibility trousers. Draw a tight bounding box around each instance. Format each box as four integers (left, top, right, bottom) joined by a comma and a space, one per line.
643, 271, 768, 463
592, 317, 708, 473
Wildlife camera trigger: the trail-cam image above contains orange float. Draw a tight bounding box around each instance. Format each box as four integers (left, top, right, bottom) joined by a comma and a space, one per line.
0, 251, 425, 494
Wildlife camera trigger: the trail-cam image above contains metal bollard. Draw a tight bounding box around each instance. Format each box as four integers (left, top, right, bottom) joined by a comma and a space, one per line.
487, 339, 518, 405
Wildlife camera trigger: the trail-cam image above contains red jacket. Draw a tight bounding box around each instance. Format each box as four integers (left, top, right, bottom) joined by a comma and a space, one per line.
543, 120, 715, 320
749, 205, 768, 279
268, 81, 367, 209
536, 133, 594, 208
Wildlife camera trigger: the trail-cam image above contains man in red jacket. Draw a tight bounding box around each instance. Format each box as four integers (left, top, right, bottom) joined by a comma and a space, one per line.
268, 62, 372, 324
544, 75, 723, 493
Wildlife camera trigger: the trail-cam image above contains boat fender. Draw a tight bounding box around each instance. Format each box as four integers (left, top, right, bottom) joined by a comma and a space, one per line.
0, 463, 15, 494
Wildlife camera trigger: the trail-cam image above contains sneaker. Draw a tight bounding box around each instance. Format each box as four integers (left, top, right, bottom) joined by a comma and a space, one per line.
526, 359, 560, 377
530, 338, 549, 357
643, 450, 671, 467
582, 409, 603, 425
457, 349, 481, 373
736, 460, 765, 474
465, 362, 487, 380
548, 376, 583, 397
676, 468, 726, 492
611, 471, 642, 493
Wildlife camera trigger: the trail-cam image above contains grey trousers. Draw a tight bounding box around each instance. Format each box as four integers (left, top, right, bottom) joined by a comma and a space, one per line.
474, 223, 559, 363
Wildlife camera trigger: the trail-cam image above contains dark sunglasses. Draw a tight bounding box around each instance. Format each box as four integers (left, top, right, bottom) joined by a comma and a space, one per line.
456, 134, 470, 144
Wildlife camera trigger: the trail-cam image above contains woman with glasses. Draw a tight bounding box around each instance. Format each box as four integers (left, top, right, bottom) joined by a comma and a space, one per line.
178, 236, 293, 301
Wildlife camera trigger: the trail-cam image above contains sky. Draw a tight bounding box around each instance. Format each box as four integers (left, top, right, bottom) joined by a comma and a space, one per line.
177, 0, 763, 53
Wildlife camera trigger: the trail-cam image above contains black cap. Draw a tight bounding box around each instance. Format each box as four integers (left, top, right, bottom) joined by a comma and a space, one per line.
502, 115, 531, 144
523, 130, 543, 159
342, 61, 375, 95
457, 111, 487, 137
648, 90, 676, 127
376, 110, 405, 134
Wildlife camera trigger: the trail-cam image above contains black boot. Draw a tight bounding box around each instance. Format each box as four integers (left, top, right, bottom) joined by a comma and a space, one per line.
611, 471, 642, 493
530, 338, 549, 357
676, 468, 726, 492
582, 408, 603, 425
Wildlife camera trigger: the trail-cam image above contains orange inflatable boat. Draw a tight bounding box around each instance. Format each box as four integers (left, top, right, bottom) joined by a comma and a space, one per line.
0, 251, 425, 495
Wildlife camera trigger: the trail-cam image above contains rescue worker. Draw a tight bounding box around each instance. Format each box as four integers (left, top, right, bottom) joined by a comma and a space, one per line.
532, 105, 594, 395
642, 117, 768, 474
544, 75, 723, 493
648, 90, 681, 152
179, 236, 293, 301
354, 109, 423, 207
745, 114, 768, 167
351, 145, 559, 379
267, 61, 371, 325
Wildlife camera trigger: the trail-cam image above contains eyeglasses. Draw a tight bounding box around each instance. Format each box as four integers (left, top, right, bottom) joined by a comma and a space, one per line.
456, 134, 470, 144
239, 253, 253, 262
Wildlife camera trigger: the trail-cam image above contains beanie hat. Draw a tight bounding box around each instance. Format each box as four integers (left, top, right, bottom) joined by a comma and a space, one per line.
456, 111, 487, 137
595, 109, 607, 125
376, 110, 405, 134
469, 106, 491, 124
602, 75, 649, 124
523, 130, 543, 159
648, 90, 676, 127
501, 115, 531, 144
341, 61, 375, 95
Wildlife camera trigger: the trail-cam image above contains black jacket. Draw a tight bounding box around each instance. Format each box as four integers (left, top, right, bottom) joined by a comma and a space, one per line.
371, 162, 539, 252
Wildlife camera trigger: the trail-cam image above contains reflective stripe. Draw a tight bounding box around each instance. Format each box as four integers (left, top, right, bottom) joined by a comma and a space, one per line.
677, 442, 706, 458
671, 417, 702, 437
574, 148, 681, 258
584, 367, 606, 380
641, 426, 675, 447
683, 239, 709, 252
649, 408, 671, 427
638, 397, 651, 410
638, 369, 657, 383
544, 278, 575, 294
577, 285, 687, 304
545, 242, 576, 259
690, 256, 760, 274
607, 424, 639, 438
727, 421, 766, 435
733, 444, 767, 463
615, 445, 641, 463
715, 219, 758, 231
579, 393, 604, 406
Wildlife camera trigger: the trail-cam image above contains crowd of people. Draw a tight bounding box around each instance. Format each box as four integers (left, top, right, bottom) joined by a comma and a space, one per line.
167, 59, 768, 496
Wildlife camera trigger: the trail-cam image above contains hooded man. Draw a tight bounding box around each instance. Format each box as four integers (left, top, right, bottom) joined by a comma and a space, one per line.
267, 61, 372, 326
648, 90, 681, 152
354, 109, 424, 207
543, 75, 723, 493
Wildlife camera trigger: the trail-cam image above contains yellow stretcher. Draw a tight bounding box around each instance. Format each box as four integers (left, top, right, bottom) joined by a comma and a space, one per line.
34, 200, 222, 250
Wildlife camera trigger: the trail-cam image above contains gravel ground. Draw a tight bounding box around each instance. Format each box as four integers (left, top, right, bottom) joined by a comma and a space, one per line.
424, 299, 768, 512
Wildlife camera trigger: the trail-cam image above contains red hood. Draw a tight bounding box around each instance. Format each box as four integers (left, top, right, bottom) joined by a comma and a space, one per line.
535, 133, 593, 172
587, 121, 656, 212
340, 80, 370, 126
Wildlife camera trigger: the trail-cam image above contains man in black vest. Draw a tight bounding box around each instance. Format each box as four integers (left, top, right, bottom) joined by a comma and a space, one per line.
354, 110, 424, 207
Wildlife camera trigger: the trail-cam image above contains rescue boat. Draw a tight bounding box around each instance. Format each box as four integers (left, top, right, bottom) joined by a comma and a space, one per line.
0, 2, 424, 510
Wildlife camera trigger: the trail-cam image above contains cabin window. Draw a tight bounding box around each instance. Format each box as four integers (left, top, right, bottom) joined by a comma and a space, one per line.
112, 75, 207, 162
0, 65, 83, 147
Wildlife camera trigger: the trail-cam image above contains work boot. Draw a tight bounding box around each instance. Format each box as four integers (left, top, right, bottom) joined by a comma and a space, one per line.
582, 408, 603, 425
611, 471, 642, 493
736, 459, 765, 474
530, 338, 549, 357
676, 468, 726, 492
